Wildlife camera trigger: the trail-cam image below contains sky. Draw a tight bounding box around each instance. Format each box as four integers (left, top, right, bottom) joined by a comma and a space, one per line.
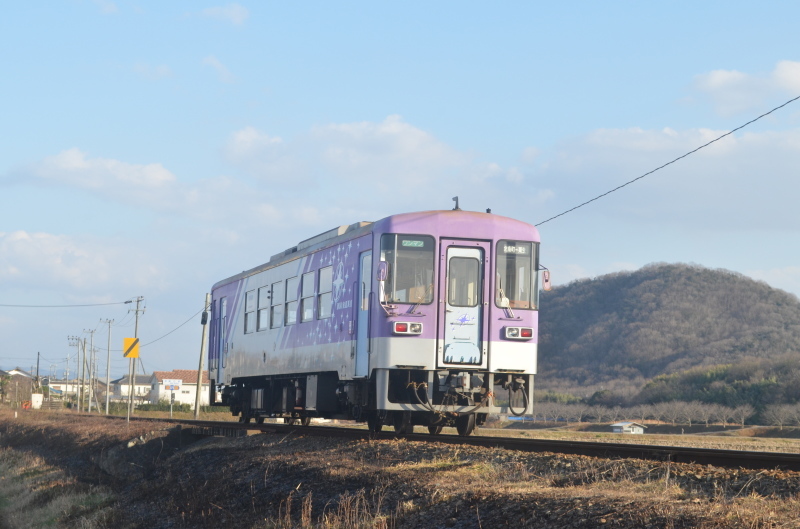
2, 1, 800, 380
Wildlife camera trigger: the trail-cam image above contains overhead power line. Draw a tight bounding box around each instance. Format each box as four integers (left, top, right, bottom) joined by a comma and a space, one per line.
535, 94, 800, 226
0, 300, 133, 308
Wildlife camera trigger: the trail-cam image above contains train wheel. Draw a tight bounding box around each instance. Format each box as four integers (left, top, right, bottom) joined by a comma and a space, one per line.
367, 413, 383, 433
256, 416, 265, 424
427, 424, 443, 435
393, 411, 412, 435
301, 416, 311, 427
283, 417, 298, 425
240, 415, 251, 424
455, 413, 476, 436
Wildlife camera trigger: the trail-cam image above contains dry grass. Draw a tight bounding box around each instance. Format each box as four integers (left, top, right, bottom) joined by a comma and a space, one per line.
2, 409, 800, 528
0, 447, 115, 529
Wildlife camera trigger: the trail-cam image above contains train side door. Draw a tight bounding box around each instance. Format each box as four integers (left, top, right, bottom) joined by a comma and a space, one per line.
218, 297, 228, 381
355, 251, 371, 377
438, 242, 489, 368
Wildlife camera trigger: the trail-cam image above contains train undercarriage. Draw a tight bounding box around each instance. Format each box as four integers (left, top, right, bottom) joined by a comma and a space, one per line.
217, 368, 531, 436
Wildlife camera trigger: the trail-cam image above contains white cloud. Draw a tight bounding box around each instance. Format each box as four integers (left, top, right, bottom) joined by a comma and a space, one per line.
223, 115, 550, 215
92, 0, 117, 14
0, 231, 165, 291
694, 60, 800, 116
133, 62, 173, 80
534, 125, 800, 232
201, 4, 249, 25
203, 55, 235, 83
41, 148, 175, 188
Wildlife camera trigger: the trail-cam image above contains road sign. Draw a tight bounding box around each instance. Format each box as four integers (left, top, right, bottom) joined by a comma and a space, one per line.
164, 378, 182, 391
123, 337, 140, 358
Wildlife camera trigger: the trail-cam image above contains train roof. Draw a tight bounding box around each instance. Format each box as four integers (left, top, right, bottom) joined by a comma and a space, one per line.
211, 209, 539, 290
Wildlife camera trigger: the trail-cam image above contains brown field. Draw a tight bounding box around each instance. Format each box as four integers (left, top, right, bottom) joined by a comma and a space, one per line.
1, 409, 800, 528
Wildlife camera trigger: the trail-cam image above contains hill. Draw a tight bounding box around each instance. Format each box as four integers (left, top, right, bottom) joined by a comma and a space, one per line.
537, 263, 800, 404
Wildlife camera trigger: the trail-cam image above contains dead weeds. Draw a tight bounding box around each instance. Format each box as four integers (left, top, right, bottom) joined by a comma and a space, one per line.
1, 410, 800, 528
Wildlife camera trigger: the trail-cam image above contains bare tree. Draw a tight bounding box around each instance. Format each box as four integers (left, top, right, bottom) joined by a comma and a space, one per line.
714, 405, 736, 428
732, 404, 755, 427
695, 402, 718, 427
655, 401, 683, 426
763, 404, 796, 430
628, 404, 654, 423
679, 401, 705, 427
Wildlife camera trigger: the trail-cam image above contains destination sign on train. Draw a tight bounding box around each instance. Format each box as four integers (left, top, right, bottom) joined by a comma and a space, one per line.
503, 245, 527, 254
401, 240, 425, 247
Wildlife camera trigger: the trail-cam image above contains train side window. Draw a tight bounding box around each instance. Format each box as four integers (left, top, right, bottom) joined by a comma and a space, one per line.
301, 271, 315, 322
244, 290, 256, 334
285, 276, 299, 326
318, 266, 333, 319
270, 281, 284, 329
257, 286, 270, 331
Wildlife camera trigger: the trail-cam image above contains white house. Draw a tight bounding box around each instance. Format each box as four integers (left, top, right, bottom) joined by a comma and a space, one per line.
150, 370, 210, 410
611, 421, 647, 434
110, 374, 152, 403
48, 379, 107, 399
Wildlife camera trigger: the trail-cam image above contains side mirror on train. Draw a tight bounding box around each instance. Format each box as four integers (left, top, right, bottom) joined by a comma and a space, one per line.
376, 261, 388, 282
542, 270, 552, 291
498, 296, 510, 308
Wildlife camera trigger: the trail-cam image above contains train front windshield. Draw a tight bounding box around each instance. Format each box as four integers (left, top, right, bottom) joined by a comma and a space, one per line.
380, 234, 435, 304
496, 240, 539, 310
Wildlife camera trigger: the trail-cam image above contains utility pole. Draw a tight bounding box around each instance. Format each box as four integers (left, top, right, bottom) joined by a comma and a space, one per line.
84, 328, 96, 412
127, 296, 145, 423
78, 338, 86, 411
102, 319, 114, 415
67, 336, 80, 407
194, 293, 211, 419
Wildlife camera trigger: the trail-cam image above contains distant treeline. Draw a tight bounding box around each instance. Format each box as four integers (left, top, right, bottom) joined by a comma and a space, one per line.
530, 399, 800, 429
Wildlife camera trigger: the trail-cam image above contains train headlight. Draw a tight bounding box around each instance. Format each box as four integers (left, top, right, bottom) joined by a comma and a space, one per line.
393, 322, 423, 335
505, 327, 533, 340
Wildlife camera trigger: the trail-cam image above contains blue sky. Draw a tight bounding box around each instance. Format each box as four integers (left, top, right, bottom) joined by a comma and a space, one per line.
2, 1, 799, 378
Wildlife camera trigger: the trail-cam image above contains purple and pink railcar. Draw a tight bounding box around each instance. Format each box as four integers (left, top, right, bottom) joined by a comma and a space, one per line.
208, 208, 546, 435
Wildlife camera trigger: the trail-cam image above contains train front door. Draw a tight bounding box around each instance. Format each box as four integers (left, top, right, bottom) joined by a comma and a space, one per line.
438, 241, 489, 369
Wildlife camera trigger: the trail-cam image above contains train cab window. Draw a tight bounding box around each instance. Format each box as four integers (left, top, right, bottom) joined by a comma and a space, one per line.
301, 271, 315, 322
318, 266, 333, 319
270, 281, 284, 329
257, 286, 270, 331
380, 234, 435, 304
244, 290, 256, 334
285, 276, 299, 325
496, 240, 539, 310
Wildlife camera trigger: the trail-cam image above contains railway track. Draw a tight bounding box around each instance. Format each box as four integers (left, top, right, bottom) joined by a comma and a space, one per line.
115, 416, 800, 472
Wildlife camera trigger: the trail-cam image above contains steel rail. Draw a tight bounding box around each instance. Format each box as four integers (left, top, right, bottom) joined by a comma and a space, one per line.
107, 415, 800, 472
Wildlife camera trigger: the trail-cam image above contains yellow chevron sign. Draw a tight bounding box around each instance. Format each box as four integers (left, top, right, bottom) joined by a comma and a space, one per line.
123, 337, 140, 358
